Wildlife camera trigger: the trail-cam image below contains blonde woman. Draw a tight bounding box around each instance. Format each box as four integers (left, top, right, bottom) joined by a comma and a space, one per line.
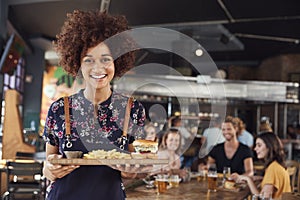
157, 129, 187, 179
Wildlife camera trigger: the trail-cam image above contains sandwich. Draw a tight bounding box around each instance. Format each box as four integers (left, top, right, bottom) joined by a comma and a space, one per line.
223, 179, 236, 190
131, 139, 158, 159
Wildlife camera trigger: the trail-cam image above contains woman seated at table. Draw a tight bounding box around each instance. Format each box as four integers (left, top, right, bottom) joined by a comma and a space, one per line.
206, 116, 254, 176
232, 132, 291, 199
156, 128, 187, 179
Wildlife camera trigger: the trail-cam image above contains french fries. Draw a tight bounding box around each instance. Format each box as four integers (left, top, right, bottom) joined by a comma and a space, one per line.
83, 149, 132, 159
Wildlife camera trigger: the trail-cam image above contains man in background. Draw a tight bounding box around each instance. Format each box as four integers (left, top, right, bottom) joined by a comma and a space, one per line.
238, 118, 254, 149
201, 117, 225, 156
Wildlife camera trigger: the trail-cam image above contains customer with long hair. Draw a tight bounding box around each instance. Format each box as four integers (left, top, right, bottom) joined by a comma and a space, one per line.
232, 132, 291, 199
157, 128, 187, 179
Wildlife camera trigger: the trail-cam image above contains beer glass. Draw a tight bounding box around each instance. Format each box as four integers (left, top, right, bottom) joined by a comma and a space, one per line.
155, 175, 168, 194
207, 169, 218, 192
169, 175, 180, 188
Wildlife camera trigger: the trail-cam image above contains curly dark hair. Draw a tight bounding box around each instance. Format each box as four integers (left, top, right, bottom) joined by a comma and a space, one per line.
53, 10, 136, 77
256, 132, 286, 169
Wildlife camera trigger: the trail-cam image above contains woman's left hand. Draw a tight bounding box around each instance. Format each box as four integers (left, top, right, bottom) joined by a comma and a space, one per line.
111, 164, 153, 179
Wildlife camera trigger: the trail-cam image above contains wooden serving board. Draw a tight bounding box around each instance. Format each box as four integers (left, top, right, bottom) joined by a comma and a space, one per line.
50, 158, 169, 165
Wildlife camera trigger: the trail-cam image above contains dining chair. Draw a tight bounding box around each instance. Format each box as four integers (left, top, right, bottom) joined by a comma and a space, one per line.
2, 160, 45, 200
286, 160, 299, 192
15, 151, 46, 161
15, 152, 35, 160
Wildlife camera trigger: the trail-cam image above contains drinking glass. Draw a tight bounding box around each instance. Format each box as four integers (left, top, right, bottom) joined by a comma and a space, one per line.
251, 193, 273, 200
156, 175, 168, 194
207, 169, 218, 192
223, 167, 231, 180
169, 175, 180, 188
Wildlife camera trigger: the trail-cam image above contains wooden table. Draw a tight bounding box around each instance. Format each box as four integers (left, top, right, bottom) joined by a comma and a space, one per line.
282, 192, 300, 200
126, 178, 251, 200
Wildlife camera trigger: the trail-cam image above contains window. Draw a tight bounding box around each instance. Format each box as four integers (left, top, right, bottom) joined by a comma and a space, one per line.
0, 57, 25, 135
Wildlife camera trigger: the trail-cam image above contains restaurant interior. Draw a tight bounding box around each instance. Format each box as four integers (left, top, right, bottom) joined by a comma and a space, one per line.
0, 0, 300, 199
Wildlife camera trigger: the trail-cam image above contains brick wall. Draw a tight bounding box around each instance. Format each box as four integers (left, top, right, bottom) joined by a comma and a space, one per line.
224, 53, 300, 82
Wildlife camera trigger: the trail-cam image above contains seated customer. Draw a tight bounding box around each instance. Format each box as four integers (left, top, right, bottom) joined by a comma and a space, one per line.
157, 128, 187, 179
232, 132, 291, 199
207, 116, 254, 176
144, 122, 158, 142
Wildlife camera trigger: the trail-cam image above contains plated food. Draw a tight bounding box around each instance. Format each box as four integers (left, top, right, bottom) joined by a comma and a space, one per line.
223, 179, 236, 190
50, 148, 168, 166
132, 139, 158, 154
132, 139, 158, 159
83, 149, 131, 159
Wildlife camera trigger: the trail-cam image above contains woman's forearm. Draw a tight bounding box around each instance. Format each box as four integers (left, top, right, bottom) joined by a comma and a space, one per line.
246, 177, 259, 195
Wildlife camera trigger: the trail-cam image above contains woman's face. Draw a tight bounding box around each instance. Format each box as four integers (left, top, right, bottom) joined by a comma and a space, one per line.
145, 126, 156, 141
254, 138, 268, 159
221, 122, 237, 141
166, 132, 180, 151
81, 42, 115, 91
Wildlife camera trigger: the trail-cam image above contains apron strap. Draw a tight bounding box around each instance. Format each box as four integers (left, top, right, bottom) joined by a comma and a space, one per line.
64, 96, 72, 148
122, 96, 133, 137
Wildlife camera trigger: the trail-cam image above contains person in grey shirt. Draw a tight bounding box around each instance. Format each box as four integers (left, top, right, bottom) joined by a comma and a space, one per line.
237, 119, 254, 148
201, 117, 225, 156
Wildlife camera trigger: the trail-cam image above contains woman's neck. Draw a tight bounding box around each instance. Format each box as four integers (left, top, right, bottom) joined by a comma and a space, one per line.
84, 87, 112, 105
167, 149, 177, 156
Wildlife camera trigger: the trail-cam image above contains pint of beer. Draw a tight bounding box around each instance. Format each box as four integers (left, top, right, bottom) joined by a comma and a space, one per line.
207, 171, 218, 192
156, 178, 167, 194
169, 175, 180, 188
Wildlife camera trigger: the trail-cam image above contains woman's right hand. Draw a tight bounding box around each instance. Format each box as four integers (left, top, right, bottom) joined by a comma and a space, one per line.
43, 154, 79, 181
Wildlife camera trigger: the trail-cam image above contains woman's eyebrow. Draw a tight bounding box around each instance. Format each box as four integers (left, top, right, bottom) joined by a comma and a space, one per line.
101, 53, 112, 56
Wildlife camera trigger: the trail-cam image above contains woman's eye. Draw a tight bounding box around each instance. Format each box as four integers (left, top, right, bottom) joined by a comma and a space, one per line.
101, 57, 113, 63
83, 58, 94, 64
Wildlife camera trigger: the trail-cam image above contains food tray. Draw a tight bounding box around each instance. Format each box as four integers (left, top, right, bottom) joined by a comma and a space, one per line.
49, 158, 169, 165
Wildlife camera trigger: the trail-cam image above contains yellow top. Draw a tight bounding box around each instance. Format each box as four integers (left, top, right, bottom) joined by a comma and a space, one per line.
261, 161, 291, 198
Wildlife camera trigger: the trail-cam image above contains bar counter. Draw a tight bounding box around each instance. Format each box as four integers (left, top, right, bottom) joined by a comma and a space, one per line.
126, 178, 250, 200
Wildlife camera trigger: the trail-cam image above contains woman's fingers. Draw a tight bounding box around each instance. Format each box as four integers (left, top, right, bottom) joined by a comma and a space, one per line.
44, 154, 79, 180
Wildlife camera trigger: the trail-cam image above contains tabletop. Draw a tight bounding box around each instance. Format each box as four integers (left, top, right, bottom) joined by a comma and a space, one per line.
126, 177, 251, 200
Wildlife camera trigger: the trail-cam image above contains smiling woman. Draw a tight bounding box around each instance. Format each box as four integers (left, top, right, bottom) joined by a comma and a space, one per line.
42, 10, 146, 200
233, 132, 291, 199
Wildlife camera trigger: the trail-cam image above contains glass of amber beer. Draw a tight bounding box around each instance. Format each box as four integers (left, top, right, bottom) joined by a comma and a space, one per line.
169, 175, 181, 188
156, 176, 167, 194
207, 169, 218, 192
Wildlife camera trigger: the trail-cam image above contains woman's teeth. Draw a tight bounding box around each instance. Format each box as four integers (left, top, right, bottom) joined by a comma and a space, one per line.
91, 74, 106, 79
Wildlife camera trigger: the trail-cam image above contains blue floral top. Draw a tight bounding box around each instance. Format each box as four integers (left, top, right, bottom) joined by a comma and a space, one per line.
43, 89, 145, 200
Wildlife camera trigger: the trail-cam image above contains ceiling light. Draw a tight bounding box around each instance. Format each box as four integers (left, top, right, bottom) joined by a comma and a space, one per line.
195, 48, 203, 56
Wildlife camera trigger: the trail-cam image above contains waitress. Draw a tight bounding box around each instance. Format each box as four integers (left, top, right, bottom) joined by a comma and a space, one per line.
42, 10, 146, 200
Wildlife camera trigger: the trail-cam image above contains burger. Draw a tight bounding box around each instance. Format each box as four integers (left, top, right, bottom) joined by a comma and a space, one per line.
224, 179, 236, 190
131, 139, 158, 159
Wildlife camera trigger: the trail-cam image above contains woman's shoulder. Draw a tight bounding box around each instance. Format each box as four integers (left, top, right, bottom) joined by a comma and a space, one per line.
267, 161, 286, 172
49, 97, 64, 110
157, 149, 169, 158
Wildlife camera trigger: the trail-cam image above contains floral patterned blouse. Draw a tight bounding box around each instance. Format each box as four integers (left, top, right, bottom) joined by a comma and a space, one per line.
43, 89, 145, 200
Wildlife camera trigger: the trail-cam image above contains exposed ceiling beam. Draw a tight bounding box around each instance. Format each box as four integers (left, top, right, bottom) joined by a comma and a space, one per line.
234, 33, 300, 44
8, 0, 64, 5
100, 0, 111, 12
217, 0, 235, 23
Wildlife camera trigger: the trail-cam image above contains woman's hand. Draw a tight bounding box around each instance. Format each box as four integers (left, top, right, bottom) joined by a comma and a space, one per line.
170, 169, 187, 180
43, 154, 79, 181
112, 164, 153, 179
